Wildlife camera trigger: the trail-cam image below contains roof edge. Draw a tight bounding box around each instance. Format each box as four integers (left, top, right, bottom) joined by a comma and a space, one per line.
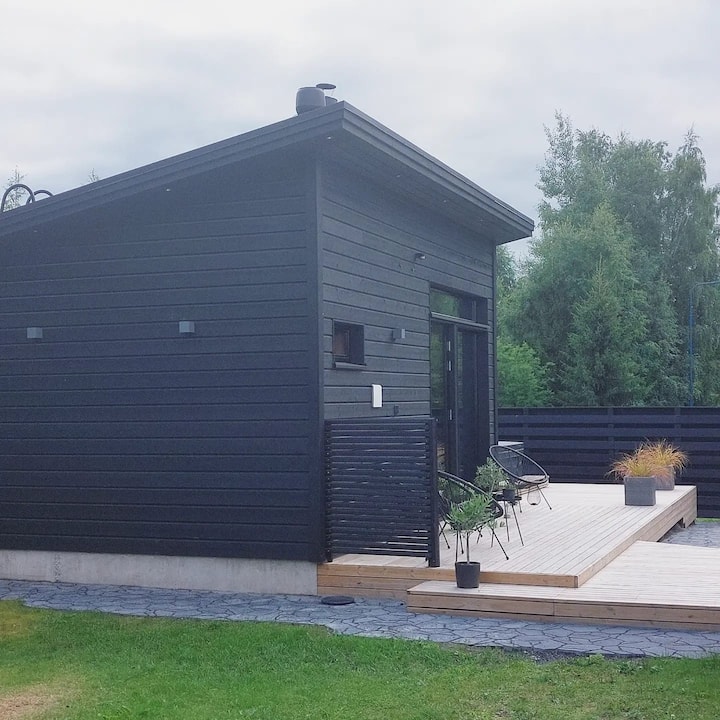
337, 103, 534, 239
0, 104, 346, 235
0, 101, 533, 241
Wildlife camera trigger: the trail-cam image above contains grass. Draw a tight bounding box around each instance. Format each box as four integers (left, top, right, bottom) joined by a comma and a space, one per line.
0, 600, 719, 720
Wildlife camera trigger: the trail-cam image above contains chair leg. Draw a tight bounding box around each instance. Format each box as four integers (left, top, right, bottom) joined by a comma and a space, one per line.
527, 484, 552, 509
529, 486, 552, 509
480, 526, 510, 560
509, 503, 524, 546
440, 522, 451, 549
539, 488, 552, 510
490, 529, 509, 560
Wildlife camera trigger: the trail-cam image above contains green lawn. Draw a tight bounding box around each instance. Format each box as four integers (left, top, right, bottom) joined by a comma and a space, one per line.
1, 600, 718, 720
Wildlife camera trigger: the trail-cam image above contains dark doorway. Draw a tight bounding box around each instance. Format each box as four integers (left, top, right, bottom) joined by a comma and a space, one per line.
430, 289, 490, 480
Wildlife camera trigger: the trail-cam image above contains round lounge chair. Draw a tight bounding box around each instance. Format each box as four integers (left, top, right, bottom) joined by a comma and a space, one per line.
489, 444, 553, 510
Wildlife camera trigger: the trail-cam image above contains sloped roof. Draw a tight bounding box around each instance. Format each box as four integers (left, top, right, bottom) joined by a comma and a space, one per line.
0, 101, 533, 243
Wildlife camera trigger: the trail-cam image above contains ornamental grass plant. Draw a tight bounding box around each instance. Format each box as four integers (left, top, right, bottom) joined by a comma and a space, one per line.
610, 452, 662, 480
610, 439, 688, 485
637, 440, 688, 482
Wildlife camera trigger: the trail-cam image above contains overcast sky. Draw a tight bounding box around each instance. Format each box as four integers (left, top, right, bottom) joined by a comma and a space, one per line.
2, 1, 718, 256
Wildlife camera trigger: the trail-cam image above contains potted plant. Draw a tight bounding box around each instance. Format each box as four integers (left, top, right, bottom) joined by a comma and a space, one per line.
610, 452, 658, 506
474, 458, 515, 501
636, 440, 688, 490
446, 492, 496, 588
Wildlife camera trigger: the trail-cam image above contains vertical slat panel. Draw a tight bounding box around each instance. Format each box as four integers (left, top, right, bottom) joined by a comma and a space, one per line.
325, 417, 439, 565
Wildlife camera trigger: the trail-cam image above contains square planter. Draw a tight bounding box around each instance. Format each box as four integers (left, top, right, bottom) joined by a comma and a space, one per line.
624, 476, 656, 506
655, 467, 675, 491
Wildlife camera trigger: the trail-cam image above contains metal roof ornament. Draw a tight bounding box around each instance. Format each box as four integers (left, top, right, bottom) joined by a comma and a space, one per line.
1, 183, 53, 212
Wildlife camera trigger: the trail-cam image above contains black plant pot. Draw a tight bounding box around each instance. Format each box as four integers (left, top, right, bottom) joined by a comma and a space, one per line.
455, 561, 481, 589
502, 487, 518, 503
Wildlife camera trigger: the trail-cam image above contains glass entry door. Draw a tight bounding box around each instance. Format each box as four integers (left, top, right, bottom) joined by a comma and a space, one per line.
430, 290, 489, 480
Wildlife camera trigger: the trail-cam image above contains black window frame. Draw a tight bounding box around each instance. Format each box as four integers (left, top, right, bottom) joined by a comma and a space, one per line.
332, 321, 365, 369
430, 287, 489, 329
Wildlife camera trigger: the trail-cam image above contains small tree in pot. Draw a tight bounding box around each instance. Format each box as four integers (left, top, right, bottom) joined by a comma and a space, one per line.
446, 492, 496, 588
474, 458, 516, 502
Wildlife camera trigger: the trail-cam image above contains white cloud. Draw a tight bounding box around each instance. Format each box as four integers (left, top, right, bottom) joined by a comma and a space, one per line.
1, 0, 718, 251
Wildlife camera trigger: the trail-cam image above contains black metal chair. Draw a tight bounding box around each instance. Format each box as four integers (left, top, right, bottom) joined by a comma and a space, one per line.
437, 471, 508, 560
489, 445, 552, 510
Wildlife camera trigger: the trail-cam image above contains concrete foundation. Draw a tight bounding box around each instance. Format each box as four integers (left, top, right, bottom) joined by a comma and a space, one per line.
0, 550, 318, 595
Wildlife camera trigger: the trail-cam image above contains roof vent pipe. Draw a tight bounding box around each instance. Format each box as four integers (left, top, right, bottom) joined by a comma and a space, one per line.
296, 83, 337, 114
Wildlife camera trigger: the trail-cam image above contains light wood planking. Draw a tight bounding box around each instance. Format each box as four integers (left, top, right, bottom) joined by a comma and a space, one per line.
406, 541, 720, 629
318, 483, 697, 598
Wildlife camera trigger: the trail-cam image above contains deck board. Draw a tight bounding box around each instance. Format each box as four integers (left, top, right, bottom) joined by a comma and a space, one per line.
406, 541, 720, 629
319, 483, 697, 594
318, 483, 711, 627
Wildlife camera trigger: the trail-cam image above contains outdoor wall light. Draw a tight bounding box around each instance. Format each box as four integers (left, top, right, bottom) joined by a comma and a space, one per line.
178, 321, 195, 336
26, 327, 43, 341
414, 252, 426, 261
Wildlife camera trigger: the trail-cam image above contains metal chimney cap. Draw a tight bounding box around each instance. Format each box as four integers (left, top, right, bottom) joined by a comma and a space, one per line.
316, 83, 336, 91
296, 86, 326, 114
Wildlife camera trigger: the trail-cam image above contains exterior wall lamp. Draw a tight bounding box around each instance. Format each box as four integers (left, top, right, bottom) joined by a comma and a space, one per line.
179, 321, 195, 336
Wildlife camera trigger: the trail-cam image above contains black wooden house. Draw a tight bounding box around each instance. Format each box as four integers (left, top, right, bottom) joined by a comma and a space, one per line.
0, 97, 532, 592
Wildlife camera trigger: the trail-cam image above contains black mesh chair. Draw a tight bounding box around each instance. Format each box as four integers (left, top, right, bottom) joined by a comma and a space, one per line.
489, 445, 552, 510
437, 471, 508, 560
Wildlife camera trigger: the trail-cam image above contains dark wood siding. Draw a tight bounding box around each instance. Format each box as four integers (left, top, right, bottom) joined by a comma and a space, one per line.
319, 161, 497, 442
0, 158, 323, 561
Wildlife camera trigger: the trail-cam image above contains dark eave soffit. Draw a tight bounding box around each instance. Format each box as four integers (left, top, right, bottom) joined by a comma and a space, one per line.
0, 102, 533, 244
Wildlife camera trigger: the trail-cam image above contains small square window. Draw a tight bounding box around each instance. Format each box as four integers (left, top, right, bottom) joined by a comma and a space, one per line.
333, 322, 364, 367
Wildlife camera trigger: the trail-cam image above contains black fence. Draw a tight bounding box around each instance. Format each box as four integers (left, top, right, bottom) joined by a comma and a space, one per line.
324, 417, 439, 566
498, 406, 720, 517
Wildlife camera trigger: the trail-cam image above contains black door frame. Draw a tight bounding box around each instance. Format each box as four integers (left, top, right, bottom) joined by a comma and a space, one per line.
430, 311, 490, 480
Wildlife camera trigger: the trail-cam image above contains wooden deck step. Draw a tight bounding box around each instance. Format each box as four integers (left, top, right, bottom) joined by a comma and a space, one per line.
406, 541, 720, 630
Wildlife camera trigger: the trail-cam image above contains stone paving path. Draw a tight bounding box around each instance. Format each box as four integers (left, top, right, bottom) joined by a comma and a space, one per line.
1, 521, 719, 660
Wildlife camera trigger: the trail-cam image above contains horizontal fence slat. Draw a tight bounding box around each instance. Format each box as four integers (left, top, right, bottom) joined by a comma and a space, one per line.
499, 406, 720, 518
325, 417, 438, 565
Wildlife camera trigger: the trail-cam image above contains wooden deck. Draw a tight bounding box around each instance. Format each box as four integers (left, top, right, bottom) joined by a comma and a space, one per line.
407, 541, 720, 630
318, 483, 718, 629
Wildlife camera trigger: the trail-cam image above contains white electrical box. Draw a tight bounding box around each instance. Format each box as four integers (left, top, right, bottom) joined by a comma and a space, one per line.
371, 384, 383, 408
